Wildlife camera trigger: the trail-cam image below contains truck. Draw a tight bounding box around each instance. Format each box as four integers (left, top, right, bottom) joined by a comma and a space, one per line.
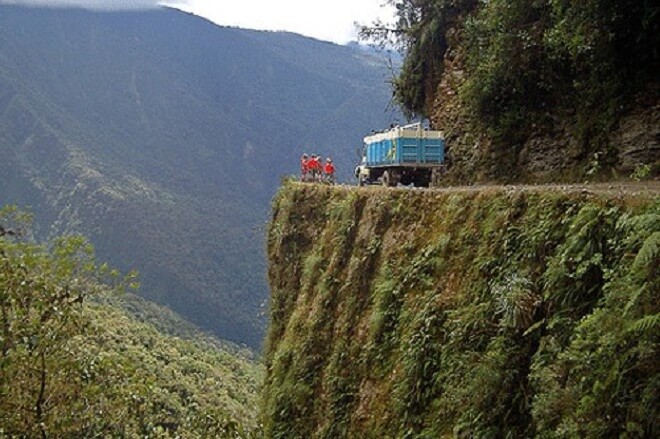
354, 123, 445, 187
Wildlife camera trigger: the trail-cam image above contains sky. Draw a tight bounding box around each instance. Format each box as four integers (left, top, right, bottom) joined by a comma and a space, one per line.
0, 0, 396, 44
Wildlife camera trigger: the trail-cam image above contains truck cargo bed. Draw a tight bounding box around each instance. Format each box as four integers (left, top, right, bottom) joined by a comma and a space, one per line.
364, 124, 444, 167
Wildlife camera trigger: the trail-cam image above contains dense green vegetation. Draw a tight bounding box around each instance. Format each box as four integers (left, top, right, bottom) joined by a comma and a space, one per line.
362, 0, 478, 117
0, 206, 262, 437
460, 0, 657, 149
264, 182, 658, 438
0, 5, 398, 348
361, 0, 659, 178
367, 0, 657, 122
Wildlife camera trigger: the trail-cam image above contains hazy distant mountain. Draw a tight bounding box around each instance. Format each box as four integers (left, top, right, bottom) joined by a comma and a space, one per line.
0, 5, 398, 348
345, 41, 403, 64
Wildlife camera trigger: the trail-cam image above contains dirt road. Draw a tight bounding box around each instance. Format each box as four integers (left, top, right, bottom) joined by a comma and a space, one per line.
343, 181, 660, 198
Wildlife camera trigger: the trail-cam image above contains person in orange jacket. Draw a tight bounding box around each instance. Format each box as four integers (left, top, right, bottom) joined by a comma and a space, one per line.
300, 153, 309, 182
324, 157, 336, 184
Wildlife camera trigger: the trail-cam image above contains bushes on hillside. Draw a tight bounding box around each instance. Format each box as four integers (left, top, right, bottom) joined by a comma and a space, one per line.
0, 206, 261, 438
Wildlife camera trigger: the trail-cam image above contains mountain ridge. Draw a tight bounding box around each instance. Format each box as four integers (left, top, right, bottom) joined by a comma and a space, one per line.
0, 5, 398, 347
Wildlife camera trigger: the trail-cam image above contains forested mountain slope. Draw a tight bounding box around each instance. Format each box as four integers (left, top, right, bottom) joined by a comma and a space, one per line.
0, 211, 261, 437
0, 5, 397, 347
263, 182, 659, 437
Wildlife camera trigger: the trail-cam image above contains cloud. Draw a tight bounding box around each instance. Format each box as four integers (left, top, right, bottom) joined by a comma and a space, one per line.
0, 0, 166, 10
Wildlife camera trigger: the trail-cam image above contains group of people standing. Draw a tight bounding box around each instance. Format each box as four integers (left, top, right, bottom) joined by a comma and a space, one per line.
300, 153, 336, 184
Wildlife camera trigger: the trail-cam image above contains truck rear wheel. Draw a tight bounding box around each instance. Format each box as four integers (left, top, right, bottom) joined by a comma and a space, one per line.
382, 171, 390, 187
382, 170, 401, 187
411, 169, 431, 187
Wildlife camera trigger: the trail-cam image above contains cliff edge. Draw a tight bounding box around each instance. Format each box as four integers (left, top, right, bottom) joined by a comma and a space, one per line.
263, 182, 658, 437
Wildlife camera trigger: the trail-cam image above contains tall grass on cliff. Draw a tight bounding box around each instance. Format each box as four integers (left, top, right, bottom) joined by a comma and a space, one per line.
264, 182, 659, 438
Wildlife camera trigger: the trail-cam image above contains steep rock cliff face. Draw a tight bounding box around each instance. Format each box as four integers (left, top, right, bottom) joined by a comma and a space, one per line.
430, 34, 659, 184
410, 1, 660, 184
264, 182, 658, 438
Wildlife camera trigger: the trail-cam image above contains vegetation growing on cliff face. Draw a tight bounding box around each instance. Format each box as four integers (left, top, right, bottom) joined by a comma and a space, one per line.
264, 182, 659, 438
365, 0, 657, 120
361, 0, 478, 118
0, 206, 261, 438
461, 0, 658, 152
361, 0, 659, 179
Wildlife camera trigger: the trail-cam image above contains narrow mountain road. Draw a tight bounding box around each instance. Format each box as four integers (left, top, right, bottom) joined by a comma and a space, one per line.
431, 181, 660, 197
338, 181, 660, 197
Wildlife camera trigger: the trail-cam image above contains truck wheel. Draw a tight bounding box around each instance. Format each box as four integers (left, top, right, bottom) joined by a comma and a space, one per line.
382, 171, 391, 187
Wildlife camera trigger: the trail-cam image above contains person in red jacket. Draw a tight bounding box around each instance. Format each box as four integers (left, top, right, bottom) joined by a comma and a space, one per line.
324, 157, 336, 184
309, 154, 321, 182
300, 153, 309, 182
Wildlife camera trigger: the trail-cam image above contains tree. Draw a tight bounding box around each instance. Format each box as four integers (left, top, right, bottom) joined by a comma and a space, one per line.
0, 206, 132, 437
359, 0, 478, 117
0, 206, 262, 437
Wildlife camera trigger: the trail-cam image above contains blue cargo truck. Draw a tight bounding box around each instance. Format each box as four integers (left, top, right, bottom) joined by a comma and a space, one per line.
354, 123, 445, 187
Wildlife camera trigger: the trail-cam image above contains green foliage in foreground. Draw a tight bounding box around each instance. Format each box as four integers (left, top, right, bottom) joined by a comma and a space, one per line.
0, 206, 262, 438
264, 183, 659, 438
